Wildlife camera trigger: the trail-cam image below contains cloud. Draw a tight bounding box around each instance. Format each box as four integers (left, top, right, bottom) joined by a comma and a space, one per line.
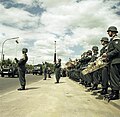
0, 0, 120, 66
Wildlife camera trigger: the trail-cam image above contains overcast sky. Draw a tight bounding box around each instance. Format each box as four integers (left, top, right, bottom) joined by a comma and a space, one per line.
0, 0, 120, 65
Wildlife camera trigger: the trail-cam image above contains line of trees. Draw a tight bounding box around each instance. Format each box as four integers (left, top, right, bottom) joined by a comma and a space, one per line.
0, 58, 55, 73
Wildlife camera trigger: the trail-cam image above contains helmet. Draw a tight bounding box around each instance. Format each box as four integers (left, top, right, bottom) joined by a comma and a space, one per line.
58, 58, 61, 62
22, 48, 28, 53
87, 50, 92, 54
101, 37, 109, 42
92, 46, 98, 51
107, 26, 118, 33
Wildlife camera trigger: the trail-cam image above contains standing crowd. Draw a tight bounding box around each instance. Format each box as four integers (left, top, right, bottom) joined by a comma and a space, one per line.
67, 26, 120, 101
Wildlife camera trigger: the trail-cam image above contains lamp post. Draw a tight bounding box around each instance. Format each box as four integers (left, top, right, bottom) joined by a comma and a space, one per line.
54, 41, 56, 63
1, 37, 19, 66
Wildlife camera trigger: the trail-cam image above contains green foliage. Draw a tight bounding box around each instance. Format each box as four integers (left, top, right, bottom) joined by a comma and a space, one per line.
26, 64, 34, 70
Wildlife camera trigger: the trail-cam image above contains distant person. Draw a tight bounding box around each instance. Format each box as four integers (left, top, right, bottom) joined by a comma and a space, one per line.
62, 68, 66, 77
47, 67, 51, 78
15, 48, 28, 90
43, 62, 48, 80
54, 59, 61, 83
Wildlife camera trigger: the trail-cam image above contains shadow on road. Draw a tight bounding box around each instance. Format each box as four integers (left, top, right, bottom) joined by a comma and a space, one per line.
25, 87, 40, 90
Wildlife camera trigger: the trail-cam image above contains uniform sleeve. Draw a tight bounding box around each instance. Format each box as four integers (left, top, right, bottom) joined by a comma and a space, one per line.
107, 40, 120, 59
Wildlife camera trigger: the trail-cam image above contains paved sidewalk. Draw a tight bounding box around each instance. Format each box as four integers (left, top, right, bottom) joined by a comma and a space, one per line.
0, 76, 120, 117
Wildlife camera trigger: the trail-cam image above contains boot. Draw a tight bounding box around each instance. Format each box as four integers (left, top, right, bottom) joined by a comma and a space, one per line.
91, 84, 98, 90
18, 85, 25, 91
100, 88, 108, 95
85, 83, 91, 87
107, 89, 114, 98
79, 80, 84, 85
84, 82, 88, 87
108, 90, 119, 100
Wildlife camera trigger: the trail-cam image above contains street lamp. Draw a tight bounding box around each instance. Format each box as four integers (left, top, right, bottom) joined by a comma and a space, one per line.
1, 37, 19, 66
54, 41, 56, 63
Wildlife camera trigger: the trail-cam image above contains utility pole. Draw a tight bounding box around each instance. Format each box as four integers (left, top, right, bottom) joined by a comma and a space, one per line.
54, 41, 56, 63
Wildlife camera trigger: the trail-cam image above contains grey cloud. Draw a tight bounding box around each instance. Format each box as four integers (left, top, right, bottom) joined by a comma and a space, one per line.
76, 0, 82, 3
1, 21, 38, 30
0, 0, 26, 9
0, 0, 46, 16
64, 29, 73, 36
25, 4, 46, 16
48, 28, 73, 39
0, 0, 46, 30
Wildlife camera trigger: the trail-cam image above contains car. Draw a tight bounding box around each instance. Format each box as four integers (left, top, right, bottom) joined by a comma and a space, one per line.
0, 66, 18, 78
32, 64, 43, 75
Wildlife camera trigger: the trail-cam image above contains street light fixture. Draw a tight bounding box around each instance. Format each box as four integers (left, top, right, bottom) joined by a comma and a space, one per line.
1, 37, 19, 66
54, 41, 56, 63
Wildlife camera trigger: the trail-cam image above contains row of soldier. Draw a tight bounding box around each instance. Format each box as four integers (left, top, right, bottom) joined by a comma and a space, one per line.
67, 26, 120, 101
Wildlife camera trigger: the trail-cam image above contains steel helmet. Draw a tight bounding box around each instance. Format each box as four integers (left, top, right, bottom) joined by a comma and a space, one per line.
87, 50, 92, 54
92, 46, 98, 51
107, 26, 118, 33
22, 48, 28, 53
101, 37, 109, 42
58, 58, 61, 62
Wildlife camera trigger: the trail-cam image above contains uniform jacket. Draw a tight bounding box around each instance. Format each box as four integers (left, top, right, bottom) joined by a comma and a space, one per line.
17, 54, 28, 70
100, 44, 108, 56
107, 36, 120, 64
90, 53, 98, 62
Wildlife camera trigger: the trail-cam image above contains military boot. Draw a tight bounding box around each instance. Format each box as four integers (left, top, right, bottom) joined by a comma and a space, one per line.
85, 83, 91, 87
100, 88, 108, 95
108, 90, 119, 100
91, 84, 98, 90
17, 85, 25, 91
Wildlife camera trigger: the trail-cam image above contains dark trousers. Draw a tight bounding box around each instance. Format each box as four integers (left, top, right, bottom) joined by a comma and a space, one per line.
101, 66, 109, 89
18, 68, 26, 87
44, 72, 47, 80
92, 71, 99, 85
55, 68, 61, 82
110, 63, 120, 90
86, 73, 93, 84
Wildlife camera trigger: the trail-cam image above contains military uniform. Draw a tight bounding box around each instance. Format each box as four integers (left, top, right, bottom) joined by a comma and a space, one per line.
47, 67, 51, 78
103, 26, 120, 100
79, 52, 88, 85
100, 37, 109, 95
107, 35, 120, 98
43, 62, 48, 80
15, 48, 28, 90
83, 51, 92, 86
86, 46, 99, 89
54, 59, 61, 83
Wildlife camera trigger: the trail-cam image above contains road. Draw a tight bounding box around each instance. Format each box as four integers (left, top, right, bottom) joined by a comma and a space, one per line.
0, 74, 43, 95
0, 77, 120, 117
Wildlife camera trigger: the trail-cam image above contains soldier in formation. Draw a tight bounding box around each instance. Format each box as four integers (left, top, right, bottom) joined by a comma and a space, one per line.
87, 46, 99, 90
99, 37, 109, 95
66, 26, 120, 100
102, 26, 120, 100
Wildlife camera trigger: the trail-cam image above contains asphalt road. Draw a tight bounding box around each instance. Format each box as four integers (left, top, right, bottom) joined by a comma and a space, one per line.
1, 77, 120, 117
0, 74, 43, 95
